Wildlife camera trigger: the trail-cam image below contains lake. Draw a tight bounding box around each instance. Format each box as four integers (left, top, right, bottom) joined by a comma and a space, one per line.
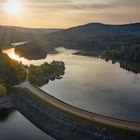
3, 47, 140, 122
0, 109, 54, 140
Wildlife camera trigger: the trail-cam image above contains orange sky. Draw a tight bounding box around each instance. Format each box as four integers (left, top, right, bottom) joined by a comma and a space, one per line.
0, 0, 140, 28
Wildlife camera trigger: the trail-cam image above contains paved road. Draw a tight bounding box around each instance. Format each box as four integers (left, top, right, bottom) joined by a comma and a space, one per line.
16, 69, 140, 132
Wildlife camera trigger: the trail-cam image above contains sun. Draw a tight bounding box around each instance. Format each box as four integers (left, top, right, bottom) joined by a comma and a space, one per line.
3, 0, 23, 16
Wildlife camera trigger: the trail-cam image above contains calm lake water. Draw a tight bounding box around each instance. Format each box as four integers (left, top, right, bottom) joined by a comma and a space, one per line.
3, 47, 140, 122
0, 109, 54, 140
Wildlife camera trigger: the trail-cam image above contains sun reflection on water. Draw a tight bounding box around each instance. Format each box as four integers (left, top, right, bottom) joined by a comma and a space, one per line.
2, 47, 47, 66
3, 48, 21, 62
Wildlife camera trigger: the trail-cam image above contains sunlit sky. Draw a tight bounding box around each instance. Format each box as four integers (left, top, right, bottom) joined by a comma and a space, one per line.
0, 0, 140, 28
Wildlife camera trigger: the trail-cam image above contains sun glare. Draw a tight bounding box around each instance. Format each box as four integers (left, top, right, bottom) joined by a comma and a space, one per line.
2, 48, 21, 62
3, 0, 23, 16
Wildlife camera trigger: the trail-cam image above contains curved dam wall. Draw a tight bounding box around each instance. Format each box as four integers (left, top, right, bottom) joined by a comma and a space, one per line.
9, 91, 140, 140
17, 80, 140, 132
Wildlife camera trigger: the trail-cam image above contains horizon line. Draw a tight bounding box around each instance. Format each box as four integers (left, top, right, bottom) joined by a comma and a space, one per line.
0, 22, 140, 29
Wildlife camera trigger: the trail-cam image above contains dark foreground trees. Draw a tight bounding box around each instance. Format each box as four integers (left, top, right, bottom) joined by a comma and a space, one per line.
0, 51, 26, 89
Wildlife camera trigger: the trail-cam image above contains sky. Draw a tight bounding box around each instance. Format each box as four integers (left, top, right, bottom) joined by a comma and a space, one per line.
0, 0, 140, 28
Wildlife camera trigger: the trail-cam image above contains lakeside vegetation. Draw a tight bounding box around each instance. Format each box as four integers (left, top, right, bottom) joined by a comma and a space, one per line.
0, 49, 26, 95
102, 44, 140, 63
74, 44, 140, 62
0, 50, 26, 87
28, 61, 65, 86
74, 47, 140, 74
0, 47, 65, 96
73, 42, 140, 73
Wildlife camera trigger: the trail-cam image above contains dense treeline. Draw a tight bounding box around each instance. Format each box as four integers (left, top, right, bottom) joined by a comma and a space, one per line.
0, 50, 26, 94
119, 61, 140, 74
29, 61, 65, 86
15, 23, 140, 63
102, 44, 140, 63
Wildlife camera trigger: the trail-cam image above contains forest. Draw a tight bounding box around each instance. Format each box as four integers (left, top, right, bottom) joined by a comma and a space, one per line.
0, 49, 26, 96
28, 61, 65, 86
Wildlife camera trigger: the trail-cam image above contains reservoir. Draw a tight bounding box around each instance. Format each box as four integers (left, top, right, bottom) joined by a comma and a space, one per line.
3, 47, 140, 122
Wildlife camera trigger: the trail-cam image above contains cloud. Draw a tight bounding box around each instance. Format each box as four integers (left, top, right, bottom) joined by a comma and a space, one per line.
23, 1, 122, 14
0, 0, 139, 28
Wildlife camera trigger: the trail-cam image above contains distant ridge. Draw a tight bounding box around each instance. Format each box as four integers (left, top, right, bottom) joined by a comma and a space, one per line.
14, 22, 140, 61
65, 22, 140, 33
0, 26, 62, 49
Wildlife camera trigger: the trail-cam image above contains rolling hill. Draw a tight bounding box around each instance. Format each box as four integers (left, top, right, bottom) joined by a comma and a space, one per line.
0, 25, 61, 49
15, 23, 140, 62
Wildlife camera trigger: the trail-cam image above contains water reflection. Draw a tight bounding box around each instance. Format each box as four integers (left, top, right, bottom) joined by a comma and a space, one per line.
104, 58, 140, 74
119, 61, 140, 74
3, 48, 22, 62
0, 109, 54, 140
3, 47, 140, 74
3, 48, 48, 66
0, 109, 14, 122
